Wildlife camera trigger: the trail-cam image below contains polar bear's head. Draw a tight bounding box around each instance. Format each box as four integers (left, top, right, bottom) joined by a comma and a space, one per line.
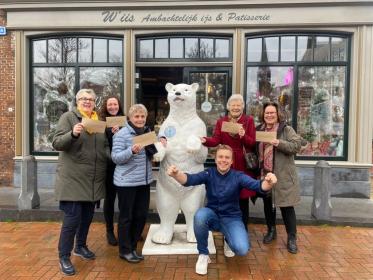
165, 83, 199, 116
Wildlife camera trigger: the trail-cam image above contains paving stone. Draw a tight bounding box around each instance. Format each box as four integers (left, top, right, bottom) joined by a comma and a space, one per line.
1, 222, 373, 279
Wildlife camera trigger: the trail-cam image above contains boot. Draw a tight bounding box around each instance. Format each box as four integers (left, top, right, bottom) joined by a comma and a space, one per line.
106, 230, 118, 246
287, 234, 298, 254
263, 226, 277, 244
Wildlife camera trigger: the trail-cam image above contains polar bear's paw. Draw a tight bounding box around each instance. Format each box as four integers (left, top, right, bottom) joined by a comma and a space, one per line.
151, 226, 174, 244
186, 135, 202, 153
186, 226, 197, 243
153, 142, 166, 162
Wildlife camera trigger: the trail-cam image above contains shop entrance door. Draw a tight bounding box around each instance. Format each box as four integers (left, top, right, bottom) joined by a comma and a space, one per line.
136, 66, 231, 138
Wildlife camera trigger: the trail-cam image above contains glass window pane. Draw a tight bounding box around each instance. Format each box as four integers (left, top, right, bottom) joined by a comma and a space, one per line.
215, 39, 229, 58
331, 37, 347, 61
281, 36, 295, 62
139, 39, 153, 58
170, 38, 183, 58
246, 66, 294, 124
93, 38, 107, 63
109, 40, 123, 62
48, 39, 62, 63
185, 38, 199, 58
155, 38, 168, 58
33, 67, 75, 152
62, 38, 77, 63
80, 67, 123, 110
189, 71, 228, 158
314, 36, 330, 62
297, 66, 346, 157
33, 40, 47, 63
78, 38, 92, 63
247, 38, 262, 62
263, 37, 279, 62
297, 36, 313, 62
200, 38, 214, 58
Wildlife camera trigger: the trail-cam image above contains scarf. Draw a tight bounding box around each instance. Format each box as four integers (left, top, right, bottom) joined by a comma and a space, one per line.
128, 121, 158, 159
259, 123, 279, 176
78, 108, 98, 134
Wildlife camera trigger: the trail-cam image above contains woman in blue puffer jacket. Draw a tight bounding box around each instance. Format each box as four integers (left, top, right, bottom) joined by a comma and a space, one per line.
112, 104, 157, 263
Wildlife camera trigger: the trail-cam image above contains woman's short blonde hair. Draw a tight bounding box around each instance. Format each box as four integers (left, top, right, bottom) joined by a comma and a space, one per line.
226, 94, 244, 109
75, 88, 96, 102
128, 104, 148, 118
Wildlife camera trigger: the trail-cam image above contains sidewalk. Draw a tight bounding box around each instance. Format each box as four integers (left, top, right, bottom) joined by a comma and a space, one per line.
1, 187, 373, 279
1, 222, 373, 279
1, 187, 373, 226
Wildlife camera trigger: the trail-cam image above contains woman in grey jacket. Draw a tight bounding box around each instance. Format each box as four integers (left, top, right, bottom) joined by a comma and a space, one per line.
256, 102, 302, 254
112, 104, 157, 263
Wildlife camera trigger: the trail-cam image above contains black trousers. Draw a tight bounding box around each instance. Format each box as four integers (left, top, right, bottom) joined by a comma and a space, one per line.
104, 166, 117, 232
58, 201, 95, 258
116, 185, 150, 254
263, 195, 297, 237
239, 198, 249, 230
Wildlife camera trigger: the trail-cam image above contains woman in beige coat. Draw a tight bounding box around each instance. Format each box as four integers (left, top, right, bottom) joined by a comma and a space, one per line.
256, 101, 301, 254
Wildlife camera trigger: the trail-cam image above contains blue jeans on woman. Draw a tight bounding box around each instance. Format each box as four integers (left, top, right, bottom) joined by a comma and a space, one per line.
194, 207, 250, 255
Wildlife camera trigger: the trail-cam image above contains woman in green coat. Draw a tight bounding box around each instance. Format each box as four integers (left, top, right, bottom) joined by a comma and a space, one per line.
53, 88, 109, 276
256, 101, 301, 254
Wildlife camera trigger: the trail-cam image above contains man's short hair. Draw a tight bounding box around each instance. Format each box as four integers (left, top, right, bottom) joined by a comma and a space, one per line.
215, 144, 233, 156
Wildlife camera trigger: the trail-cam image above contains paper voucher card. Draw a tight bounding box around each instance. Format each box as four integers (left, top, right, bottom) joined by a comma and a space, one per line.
133, 131, 157, 147
106, 116, 126, 128
221, 121, 242, 134
256, 131, 277, 142
82, 118, 107, 134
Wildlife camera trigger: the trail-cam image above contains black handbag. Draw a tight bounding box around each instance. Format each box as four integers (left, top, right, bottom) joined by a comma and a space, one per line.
243, 149, 259, 170
243, 117, 259, 171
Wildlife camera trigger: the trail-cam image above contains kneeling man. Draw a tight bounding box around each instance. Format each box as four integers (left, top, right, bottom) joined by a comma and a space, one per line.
167, 144, 277, 275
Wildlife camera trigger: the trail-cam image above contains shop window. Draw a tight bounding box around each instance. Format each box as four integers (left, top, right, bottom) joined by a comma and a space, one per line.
245, 33, 349, 160
31, 35, 124, 154
137, 35, 232, 61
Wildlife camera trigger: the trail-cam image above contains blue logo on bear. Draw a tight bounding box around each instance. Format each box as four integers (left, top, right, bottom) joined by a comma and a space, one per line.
164, 126, 176, 138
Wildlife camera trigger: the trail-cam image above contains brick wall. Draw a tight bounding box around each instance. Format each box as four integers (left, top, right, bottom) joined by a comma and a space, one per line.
0, 10, 15, 186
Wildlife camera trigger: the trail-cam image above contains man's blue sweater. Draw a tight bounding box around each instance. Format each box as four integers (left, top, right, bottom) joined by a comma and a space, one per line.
185, 167, 264, 218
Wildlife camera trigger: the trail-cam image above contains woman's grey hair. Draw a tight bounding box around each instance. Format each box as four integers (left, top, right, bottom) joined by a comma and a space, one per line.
128, 104, 148, 118
227, 94, 244, 109
75, 88, 96, 102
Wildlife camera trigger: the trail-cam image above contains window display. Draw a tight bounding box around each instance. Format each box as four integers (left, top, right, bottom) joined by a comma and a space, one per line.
245, 34, 349, 159
31, 36, 123, 153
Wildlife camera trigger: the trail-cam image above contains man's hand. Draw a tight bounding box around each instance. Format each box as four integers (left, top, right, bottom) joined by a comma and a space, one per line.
167, 165, 179, 177
262, 172, 277, 191
167, 165, 187, 185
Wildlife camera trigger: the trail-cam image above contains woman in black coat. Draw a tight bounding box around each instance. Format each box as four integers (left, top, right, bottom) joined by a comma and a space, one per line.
99, 95, 125, 246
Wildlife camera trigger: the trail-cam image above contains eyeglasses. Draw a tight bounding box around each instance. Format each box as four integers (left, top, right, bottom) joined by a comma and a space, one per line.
78, 97, 95, 102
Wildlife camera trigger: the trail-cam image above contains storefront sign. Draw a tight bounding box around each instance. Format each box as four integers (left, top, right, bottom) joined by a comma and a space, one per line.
6, 6, 373, 29
0, 26, 6, 36
101, 11, 271, 25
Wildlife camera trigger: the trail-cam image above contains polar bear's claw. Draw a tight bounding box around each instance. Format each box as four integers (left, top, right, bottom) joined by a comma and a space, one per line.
151, 227, 174, 244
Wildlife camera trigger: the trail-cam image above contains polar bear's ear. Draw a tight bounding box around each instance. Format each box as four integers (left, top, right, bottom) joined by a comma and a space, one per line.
165, 83, 174, 92
191, 83, 199, 92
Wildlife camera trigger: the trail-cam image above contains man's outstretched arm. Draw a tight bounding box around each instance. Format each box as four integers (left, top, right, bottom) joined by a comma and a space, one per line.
167, 165, 187, 185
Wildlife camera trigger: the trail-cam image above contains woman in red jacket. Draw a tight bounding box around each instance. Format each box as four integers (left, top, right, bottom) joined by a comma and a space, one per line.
201, 94, 256, 230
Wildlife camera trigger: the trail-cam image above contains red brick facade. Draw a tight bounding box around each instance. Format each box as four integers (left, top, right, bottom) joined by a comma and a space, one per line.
0, 10, 15, 186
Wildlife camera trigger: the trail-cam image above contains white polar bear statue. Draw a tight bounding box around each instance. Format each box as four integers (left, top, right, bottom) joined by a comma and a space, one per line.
152, 82, 208, 244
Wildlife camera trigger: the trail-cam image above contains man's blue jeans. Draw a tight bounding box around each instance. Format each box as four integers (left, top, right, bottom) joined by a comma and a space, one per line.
194, 207, 250, 255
